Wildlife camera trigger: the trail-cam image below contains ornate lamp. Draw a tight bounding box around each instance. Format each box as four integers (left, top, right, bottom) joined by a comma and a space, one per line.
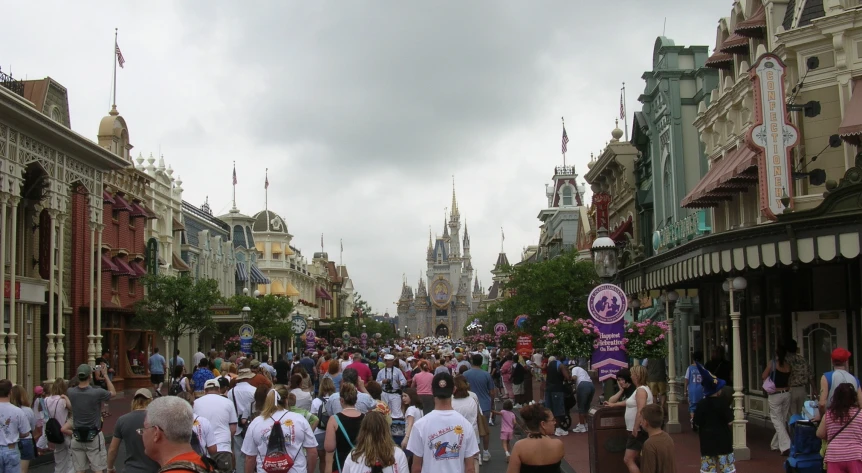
591, 228, 618, 279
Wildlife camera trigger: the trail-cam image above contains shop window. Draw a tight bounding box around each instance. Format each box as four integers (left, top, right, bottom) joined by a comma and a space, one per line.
766, 314, 783, 364
112, 275, 119, 293
129, 278, 136, 295
747, 315, 765, 393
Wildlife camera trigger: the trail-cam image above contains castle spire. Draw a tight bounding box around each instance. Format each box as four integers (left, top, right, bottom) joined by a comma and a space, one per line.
442, 214, 449, 239
451, 175, 459, 218
463, 220, 470, 248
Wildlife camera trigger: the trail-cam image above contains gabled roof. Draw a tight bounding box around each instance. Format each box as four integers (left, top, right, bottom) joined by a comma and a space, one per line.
326, 261, 342, 284
494, 252, 510, 269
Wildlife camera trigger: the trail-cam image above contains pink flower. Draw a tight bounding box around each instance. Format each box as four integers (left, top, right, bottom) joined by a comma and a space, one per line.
582, 328, 591, 334
646, 340, 653, 345
577, 318, 584, 323
548, 319, 554, 325
593, 328, 600, 334
564, 316, 573, 321
548, 333, 555, 338
639, 329, 645, 335
628, 329, 634, 333
658, 334, 665, 340
622, 338, 628, 343
541, 326, 548, 331
559, 312, 565, 316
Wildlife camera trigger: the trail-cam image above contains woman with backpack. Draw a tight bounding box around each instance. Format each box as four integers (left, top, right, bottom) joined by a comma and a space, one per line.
43, 379, 72, 473
311, 378, 335, 473
340, 412, 408, 473
323, 383, 364, 473
240, 385, 319, 473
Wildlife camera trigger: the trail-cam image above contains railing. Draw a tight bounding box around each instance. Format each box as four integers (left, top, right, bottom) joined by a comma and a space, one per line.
0, 67, 24, 97
555, 165, 576, 176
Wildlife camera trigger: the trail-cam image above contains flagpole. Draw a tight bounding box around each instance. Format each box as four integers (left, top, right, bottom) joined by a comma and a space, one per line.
232, 161, 236, 210
501, 227, 504, 253
561, 117, 566, 167
112, 28, 118, 110
340, 239, 343, 267
264, 168, 268, 211
622, 82, 629, 142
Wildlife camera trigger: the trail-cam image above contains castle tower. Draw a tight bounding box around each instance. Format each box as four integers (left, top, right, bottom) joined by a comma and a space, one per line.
448, 181, 461, 259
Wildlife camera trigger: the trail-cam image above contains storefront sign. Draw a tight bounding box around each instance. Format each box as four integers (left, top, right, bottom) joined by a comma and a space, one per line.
652, 210, 710, 253
305, 330, 316, 351
589, 283, 628, 381
494, 323, 508, 336
516, 335, 533, 357
3, 281, 20, 299
592, 193, 611, 230
748, 53, 799, 220
239, 324, 254, 354
145, 238, 159, 275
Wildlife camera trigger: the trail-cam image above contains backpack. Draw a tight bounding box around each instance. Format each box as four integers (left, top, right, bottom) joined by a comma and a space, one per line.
44, 400, 65, 444
157, 458, 216, 473
262, 413, 294, 473
512, 362, 525, 385
190, 417, 205, 456
317, 396, 330, 433
169, 379, 183, 396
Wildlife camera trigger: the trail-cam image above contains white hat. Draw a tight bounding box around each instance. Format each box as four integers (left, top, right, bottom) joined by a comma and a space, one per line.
407, 356, 415, 362
384, 354, 395, 361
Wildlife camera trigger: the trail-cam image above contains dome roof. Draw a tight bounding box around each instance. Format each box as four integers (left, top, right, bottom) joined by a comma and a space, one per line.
252, 209, 289, 234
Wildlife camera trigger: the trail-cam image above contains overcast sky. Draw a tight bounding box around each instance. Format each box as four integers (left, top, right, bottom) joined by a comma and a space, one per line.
4, 1, 730, 314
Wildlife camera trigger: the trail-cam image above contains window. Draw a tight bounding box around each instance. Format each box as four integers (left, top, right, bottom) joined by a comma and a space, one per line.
51, 107, 62, 123
111, 275, 119, 293
129, 278, 136, 295
561, 186, 573, 206
766, 314, 782, 366
747, 315, 765, 392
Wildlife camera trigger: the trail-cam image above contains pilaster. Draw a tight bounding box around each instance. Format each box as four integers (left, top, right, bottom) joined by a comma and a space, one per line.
7, 196, 19, 384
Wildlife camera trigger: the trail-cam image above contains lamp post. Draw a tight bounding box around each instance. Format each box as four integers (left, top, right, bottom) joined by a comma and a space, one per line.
630, 297, 641, 321
590, 228, 618, 280
660, 290, 680, 432
722, 275, 749, 460
241, 306, 251, 324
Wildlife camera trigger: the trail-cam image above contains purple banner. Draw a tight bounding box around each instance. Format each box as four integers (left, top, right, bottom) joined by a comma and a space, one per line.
590, 320, 627, 381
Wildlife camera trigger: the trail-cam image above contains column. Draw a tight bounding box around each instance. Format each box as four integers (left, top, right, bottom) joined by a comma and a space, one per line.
729, 280, 750, 459
665, 294, 680, 433
45, 209, 58, 381
7, 197, 18, 383
56, 214, 67, 379
87, 224, 97, 365
96, 225, 104, 357
0, 195, 7, 379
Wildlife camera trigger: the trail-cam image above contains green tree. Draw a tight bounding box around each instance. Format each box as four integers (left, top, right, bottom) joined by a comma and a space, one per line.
135, 275, 222, 370
227, 293, 296, 339
353, 292, 373, 316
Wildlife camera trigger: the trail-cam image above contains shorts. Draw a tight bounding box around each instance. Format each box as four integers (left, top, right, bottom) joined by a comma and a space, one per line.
18, 438, 34, 461
576, 382, 595, 415
648, 381, 667, 397
151, 373, 165, 384
700, 453, 736, 473
315, 431, 326, 451
545, 391, 566, 418
512, 383, 525, 395
71, 432, 107, 472
827, 460, 862, 473
501, 431, 513, 441
625, 430, 649, 451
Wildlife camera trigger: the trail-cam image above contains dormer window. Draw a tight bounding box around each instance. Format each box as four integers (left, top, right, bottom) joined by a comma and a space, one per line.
562, 186, 573, 206
51, 107, 62, 123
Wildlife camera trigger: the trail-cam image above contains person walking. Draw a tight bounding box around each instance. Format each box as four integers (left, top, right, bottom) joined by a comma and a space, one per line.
500, 354, 514, 402
341, 411, 409, 473
817, 383, 862, 473
819, 348, 862, 414
505, 403, 564, 473
106, 389, 162, 473
511, 357, 527, 408
623, 365, 653, 473
684, 352, 705, 432
193, 379, 237, 473
0, 380, 33, 473
67, 364, 115, 473
376, 355, 407, 420
693, 363, 735, 473
406, 372, 478, 473
463, 354, 495, 461
410, 361, 434, 415
149, 347, 167, 396
786, 340, 815, 415
140, 397, 210, 473
324, 382, 364, 473
451, 377, 480, 471
44, 379, 73, 473
543, 356, 570, 437
638, 404, 676, 473
762, 345, 792, 456
240, 386, 318, 473
9, 387, 35, 473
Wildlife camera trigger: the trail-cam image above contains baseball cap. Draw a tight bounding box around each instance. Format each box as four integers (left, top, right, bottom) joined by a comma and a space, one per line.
134, 388, 153, 399
250, 359, 261, 368
218, 377, 230, 389
407, 356, 415, 362
384, 354, 395, 361
204, 379, 221, 390
432, 372, 454, 398
832, 348, 852, 364
77, 364, 92, 381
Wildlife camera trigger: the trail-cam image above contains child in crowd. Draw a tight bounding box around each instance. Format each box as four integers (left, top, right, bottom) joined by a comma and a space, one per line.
693, 362, 735, 473
685, 351, 705, 431
492, 399, 523, 462
639, 404, 677, 473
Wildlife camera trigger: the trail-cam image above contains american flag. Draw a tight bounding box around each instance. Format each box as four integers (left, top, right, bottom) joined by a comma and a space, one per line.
115, 44, 125, 69
265, 169, 269, 189
620, 90, 625, 120
562, 126, 569, 154
232, 164, 237, 185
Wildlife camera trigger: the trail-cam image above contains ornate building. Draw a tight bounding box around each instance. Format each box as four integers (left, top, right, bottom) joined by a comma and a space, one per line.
399, 187, 475, 338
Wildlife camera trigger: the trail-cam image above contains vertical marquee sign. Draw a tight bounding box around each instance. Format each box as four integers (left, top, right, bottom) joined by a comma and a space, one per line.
747, 53, 799, 220
589, 283, 629, 381
592, 193, 611, 230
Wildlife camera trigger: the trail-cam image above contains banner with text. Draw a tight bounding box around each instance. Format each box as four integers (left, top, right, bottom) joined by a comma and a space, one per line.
516, 335, 533, 358
588, 283, 629, 381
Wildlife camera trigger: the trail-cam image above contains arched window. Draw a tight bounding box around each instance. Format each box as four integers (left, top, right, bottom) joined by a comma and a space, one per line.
562, 186, 573, 206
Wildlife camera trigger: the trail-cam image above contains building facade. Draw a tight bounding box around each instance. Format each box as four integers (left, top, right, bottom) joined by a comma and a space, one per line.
536, 164, 585, 261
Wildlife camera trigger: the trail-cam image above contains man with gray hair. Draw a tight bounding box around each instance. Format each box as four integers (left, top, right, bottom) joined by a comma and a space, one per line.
142, 396, 211, 473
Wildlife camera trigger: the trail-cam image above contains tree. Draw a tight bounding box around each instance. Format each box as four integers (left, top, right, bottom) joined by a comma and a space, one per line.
226, 293, 295, 340
135, 274, 222, 372
353, 292, 373, 316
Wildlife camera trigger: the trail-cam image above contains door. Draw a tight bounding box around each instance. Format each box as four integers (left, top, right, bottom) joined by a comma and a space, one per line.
795, 311, 848, 383
435, 324, 449, 338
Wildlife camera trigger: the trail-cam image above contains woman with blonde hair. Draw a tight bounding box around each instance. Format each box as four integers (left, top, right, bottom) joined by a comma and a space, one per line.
341, 411, 408, 473
44, 378, 73, 473
240, 385, 319, 473
623, 364, 654, 473
451, 376, 482, 469
11, 386, 36, 473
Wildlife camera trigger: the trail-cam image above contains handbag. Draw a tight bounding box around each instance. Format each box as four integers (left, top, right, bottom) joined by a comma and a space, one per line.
762, 360, 777, 394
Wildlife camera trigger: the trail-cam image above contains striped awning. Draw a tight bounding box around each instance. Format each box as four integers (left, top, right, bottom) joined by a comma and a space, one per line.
622, 231, 862, 294
236, 262, 248, 282
249, 265, 270, 284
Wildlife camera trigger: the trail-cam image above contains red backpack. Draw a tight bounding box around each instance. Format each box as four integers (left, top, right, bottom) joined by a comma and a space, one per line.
262, 413, 294, 473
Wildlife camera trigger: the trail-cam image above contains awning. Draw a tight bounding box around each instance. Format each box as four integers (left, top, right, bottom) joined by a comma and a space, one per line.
316, 287, 333, 301
735, 5, 767, 37
112, 194, 133, 212
112, 256, 135, 276
611, 217, 633, 242
101, 253, 118, 272
129, 260, 147, 278
129, 202, 149, 218
255, 242, 265, 254
285, 246, 295, 256
705, 51, 734, 70
172, 217, 185, 232
258, 284, 268, 294
236, 262, 248, 282
285, 282, 300, 297
839, 80, 862, 145
102, 191, 115, 205
272, 242, 283, 254
271, 280, 286, 295
681, 146, 759, 208
249, 265, 270, 284
172, 253, 191, 272
719, 33, 749, 54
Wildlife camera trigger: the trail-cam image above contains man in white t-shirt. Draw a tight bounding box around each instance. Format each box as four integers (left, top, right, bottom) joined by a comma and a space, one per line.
0, 380, 31, 472
227, 376, 257, 471
407, 372, 478, 473
377, 354, 408, 419
193, 379, 237, 473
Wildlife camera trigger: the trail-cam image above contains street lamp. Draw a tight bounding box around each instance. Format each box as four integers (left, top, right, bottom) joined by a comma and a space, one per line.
241, 306, 251, 323
660, 289, 681, 432
722, 275, 749, 460
630, 297, 641, 320
253, 290, 261, 297
591, 228, 618, 280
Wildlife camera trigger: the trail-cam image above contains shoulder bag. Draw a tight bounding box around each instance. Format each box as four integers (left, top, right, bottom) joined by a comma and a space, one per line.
762, 360, 777, 394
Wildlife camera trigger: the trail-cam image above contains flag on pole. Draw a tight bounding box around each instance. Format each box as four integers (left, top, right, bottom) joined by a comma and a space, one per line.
265, 170, 269, 189
115, 43, 125, 68
620, 89, 625, 120
562, 125, 569, 154
321, 233, 324, 250
340, 239, 343, 252
232, 163, 237, 185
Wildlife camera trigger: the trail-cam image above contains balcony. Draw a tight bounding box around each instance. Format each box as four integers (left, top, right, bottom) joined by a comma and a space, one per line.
0, 67, 24, 97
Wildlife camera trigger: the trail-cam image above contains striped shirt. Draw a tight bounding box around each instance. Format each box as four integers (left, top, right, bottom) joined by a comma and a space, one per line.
825, 407, 862, 463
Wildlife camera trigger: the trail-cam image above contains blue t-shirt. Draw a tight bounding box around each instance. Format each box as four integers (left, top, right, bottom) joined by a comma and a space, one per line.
192, 368, 215, 391
149, 354, 166, 375
463, 367, 495, 412
686, 365, 704, 401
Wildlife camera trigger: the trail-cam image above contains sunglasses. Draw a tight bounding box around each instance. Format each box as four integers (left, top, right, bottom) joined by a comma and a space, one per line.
136, 425, 163, 436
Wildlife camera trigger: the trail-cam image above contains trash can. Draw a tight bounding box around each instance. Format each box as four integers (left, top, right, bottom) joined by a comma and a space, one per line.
587, 406, 629, 473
